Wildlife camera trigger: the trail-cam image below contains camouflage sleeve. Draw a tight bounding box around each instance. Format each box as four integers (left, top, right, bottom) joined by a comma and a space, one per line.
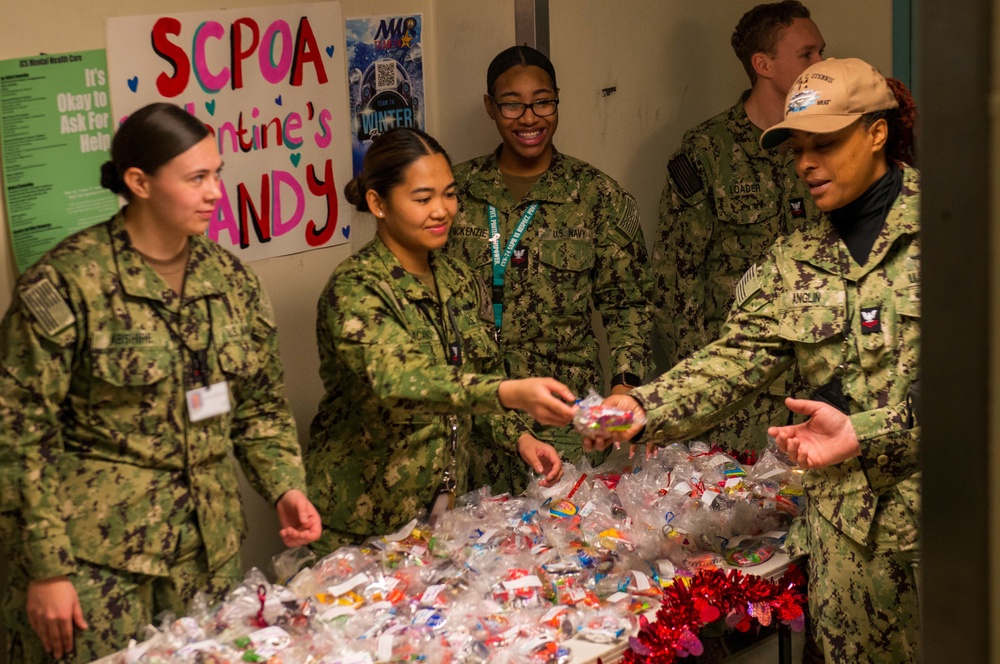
593, 184, 653, 380
652, 147, 713, 369
229, 280, 307, 505
321, 274, 508, 415
851, 401, 919, 492
631, 258, 794, 443
0, 268, 79, 578
477, 410, 533, 455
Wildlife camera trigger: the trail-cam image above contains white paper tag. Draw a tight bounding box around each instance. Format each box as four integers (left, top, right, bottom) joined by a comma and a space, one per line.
673, 481, 692, 495
632, 571, 651, 591
186, 381, 231, 422
319, 605, 357, 621
579, 500, 596, 517
607, 591, 629, 603
476, 528, 498, 544
384, 519, 418, 542
724, 478, 742, 489
327, 573, 370, 597
376, 633, 394, 662
502, 575, 542, 590
541, 605, 568, 622
701, 489, 720, 507
421, 584, 446, 605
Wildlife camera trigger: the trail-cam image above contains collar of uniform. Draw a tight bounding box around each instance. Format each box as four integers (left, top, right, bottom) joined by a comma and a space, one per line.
732, 90, 777, 160
110, 210, 225, 308
179, 235, 229, 301
785, 166, 920, 277
370, 234, 457, 304
465, 145, 578, 207
848, 165, 920, 279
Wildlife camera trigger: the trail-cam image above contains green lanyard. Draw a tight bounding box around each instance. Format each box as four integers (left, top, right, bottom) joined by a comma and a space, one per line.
487, 202, 539, 329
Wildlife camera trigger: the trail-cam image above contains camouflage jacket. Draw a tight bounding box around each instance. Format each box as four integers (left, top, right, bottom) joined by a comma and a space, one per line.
446, 147, 653, 443
653, 93, 821, 369
633, 167, 920, 548
307, 236, 530, 538
0, 211, 306, 579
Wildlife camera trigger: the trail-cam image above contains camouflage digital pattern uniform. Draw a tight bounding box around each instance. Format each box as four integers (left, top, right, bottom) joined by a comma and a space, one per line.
0, 210, 306, 662
633, 167, 921, 663
653, 93, 821, 451
447, 147, 653, 490
307, 235, 532, 555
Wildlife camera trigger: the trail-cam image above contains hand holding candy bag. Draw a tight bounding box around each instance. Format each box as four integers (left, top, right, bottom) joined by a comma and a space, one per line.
573, 390, 646, 437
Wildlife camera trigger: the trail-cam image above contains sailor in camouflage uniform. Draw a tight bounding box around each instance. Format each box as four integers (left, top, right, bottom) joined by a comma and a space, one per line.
597, 59, 921, 663
308, 128, 571, 555
653, 1, 825, 452
0, 104, 319, 662
445, 46, 652, 492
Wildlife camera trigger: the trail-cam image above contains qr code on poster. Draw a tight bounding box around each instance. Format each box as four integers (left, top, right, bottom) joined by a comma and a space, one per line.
376, 61, 397, 90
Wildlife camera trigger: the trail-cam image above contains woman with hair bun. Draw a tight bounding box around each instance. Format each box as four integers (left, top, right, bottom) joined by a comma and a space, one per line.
307, 126, 575, 555
0, 102, 320, 662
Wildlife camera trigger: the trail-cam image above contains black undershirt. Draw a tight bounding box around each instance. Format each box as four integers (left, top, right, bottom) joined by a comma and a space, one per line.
830, 163, 902, 266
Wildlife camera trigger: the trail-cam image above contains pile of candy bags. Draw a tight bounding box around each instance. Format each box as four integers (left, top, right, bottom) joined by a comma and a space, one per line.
120, 442, 803, 664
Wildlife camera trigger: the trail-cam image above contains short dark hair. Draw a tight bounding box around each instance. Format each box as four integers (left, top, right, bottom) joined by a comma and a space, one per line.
100, 102, 210, 200
344, 127, 452, 212
486, 45, 557, 96
731, 1, 811, 85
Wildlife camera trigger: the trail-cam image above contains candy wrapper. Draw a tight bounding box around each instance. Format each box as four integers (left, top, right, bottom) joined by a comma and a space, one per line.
572, 390, 645, 437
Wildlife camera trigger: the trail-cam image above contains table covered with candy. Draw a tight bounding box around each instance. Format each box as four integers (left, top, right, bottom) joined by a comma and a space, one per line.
98, 442, 809, 664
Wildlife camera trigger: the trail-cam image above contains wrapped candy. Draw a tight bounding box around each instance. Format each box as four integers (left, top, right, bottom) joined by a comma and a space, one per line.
572, 390, 646, 436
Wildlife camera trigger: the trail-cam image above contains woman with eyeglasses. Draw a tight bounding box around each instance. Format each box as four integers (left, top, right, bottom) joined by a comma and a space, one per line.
442, 46, 653, 494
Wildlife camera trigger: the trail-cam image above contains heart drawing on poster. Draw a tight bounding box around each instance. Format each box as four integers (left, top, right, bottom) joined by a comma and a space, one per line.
326, 45, 335, 57
127, 77, 138, 92
342, 225, 351, 239
205, 100, 216, 115
290, 153, 301, 167
275, 95, 283, 106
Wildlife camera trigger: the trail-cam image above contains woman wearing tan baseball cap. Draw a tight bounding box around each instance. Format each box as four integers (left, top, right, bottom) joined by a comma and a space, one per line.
592, 57, 920, 662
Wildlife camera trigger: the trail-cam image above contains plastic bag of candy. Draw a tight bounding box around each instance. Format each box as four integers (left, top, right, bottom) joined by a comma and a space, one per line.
572, 390, 646, 437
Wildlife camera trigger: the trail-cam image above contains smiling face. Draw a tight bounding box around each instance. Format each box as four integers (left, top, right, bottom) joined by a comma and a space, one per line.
485, 64, 558, 176
368, 152, 458, 272
789, 118, 888, 211
134, 136, 223, 238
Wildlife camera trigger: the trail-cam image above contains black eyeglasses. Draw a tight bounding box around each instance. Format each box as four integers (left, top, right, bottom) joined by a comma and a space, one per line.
488, 96, 559, 119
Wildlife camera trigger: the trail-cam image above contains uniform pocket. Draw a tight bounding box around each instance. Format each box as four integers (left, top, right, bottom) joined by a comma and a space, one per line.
536, 239, 594, 313
217, 341, 262, 380
89, 347, 173, 434
715, 175, 783, 260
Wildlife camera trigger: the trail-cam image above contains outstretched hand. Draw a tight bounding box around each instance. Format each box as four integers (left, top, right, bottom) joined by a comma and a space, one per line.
516, 434, 564, 487
768, 397, 861, 469
276, 489, 323, 546
498, 378, 577, 426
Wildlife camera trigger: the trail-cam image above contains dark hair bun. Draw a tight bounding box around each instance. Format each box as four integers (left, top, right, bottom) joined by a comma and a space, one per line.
99, 160, 125, 195
343, 176, 370, 212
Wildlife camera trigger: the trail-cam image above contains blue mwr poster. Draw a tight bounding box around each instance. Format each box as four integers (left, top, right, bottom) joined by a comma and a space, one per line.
346, 15, 425, 176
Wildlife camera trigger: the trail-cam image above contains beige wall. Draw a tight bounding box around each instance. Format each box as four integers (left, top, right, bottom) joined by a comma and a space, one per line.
0, 0, 892, 650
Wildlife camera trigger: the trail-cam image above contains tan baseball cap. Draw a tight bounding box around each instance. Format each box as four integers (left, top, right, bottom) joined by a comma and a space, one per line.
760, 57, 898, 149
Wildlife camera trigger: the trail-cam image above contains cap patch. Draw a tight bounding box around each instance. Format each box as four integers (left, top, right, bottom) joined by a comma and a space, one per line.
788, 88, 821, 113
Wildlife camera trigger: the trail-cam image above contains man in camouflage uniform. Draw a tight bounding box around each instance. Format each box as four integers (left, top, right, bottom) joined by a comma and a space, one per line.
446, 47, 652, 494
652, 1, 825, 452
0, 211, 313, 662
307, 234, 547, 555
